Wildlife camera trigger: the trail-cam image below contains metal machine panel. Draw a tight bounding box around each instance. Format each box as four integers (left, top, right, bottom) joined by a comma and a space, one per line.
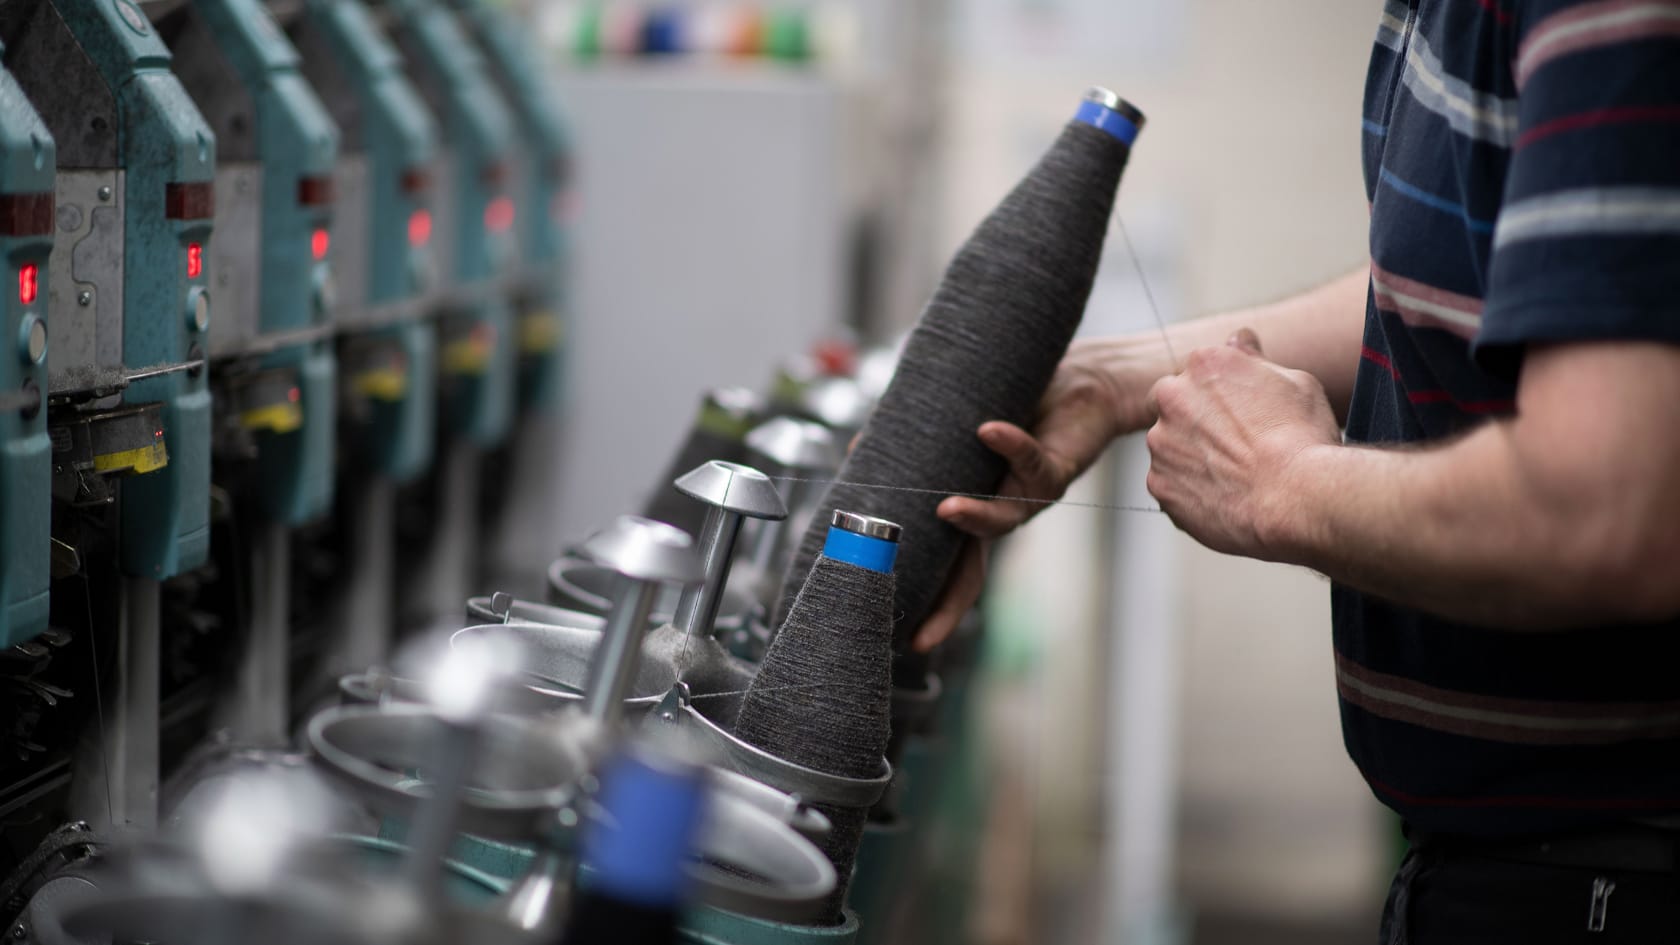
330, 152, 370, 327
206, 161, 260, 358
46, 169, 124, 393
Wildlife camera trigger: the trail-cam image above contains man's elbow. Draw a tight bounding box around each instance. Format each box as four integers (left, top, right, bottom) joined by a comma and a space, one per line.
1571, 515, 1680, 625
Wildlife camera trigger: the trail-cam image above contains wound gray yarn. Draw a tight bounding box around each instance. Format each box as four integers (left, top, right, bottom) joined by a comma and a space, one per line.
771, 121, 1133, 647
732, 553, 895, 923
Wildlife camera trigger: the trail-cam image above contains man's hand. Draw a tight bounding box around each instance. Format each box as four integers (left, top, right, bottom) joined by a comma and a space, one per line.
1144, 330, 1341, 559
911, 339, 1150, 651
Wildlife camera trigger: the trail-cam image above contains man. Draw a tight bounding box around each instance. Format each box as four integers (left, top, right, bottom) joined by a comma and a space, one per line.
914, 1, 1680, 941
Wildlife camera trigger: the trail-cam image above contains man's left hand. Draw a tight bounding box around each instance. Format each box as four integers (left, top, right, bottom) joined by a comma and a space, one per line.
1144, 329, 1341, 560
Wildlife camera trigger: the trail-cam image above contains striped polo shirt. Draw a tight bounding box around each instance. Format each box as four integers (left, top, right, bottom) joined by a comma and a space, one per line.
1336, 0, 1680, 835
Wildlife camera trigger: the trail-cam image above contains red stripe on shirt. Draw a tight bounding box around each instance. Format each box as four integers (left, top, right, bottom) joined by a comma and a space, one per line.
1478, 0, 1515, 26
1362, 345, 1401, 380
1407, 389, 1515, 413
1515, 104, 1680, 149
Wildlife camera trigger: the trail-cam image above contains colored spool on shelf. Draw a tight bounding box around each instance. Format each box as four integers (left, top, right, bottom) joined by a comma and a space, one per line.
641, 6, 684, 54
762, 8, 808, 62
572, 2, 604, 58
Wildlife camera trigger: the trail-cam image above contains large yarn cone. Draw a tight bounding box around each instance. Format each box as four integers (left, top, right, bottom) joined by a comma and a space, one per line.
772, 95, 1140, 646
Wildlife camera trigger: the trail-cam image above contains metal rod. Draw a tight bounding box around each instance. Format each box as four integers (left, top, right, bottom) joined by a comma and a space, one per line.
424, 440, 480, 631
123, 359, 206, 383
672, 504, 744, 640
329, 474, 396, 677
220, 520, 290, 745
71, 576, 160, 832
583, 576, 659, 726
401, 716, 477, 899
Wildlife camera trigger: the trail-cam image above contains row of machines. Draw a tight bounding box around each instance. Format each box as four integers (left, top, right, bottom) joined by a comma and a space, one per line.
0, 341, 988, 945
0, 0, 994, 940
0, 0, 567, 864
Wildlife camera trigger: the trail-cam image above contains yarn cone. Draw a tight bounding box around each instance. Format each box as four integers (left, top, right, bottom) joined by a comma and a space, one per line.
732, 511, 900, 923
771, 88, 1143, 648
643, 388, 762, 537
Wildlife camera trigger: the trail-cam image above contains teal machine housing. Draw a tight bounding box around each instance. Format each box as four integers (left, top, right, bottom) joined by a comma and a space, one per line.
285, 0, 441, 679
27, 0, 220, 582
3, 0, 216, 830
449, 0, 571, 590
161, 0, 339, 526
108, 5, 216, 584
0, 50, 54, 648
449, 0, 568, 415
386, 0, 516, 449
290, 0, 438, 485
154, 0, 340, 745
383, 0, 519, 630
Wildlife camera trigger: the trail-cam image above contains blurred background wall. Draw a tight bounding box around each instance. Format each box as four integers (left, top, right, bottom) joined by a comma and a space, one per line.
537, 0, 1390, 941
948, 2, 1387, 942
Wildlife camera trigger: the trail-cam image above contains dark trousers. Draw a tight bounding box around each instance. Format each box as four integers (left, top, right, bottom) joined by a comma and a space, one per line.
1380, 827, 1680, 944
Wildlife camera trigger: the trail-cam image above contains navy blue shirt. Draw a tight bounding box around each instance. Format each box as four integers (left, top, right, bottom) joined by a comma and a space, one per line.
1338, 0, 1680, 835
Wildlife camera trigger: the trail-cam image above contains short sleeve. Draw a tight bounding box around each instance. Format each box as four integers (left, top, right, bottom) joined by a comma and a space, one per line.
1475, 0, 1680, 377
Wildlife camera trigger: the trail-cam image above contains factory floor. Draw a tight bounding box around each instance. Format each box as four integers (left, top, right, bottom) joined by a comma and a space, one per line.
1193, 910, 1374, 945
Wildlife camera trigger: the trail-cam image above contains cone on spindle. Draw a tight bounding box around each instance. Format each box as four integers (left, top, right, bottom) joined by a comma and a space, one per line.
732, 510, 900, 923
771, 88, 1144, 649
643, 387, 765, 536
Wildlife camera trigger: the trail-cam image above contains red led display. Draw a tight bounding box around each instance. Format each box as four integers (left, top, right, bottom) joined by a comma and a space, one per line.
312, 228, 330, 261
485, 196, 515, 234
18, 263, 37, 306
187, 243, 203, 279
408, 209, 432, 247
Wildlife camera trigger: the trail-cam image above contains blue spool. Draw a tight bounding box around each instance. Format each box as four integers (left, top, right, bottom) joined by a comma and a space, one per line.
1074, 92, 1143, 147
586, 749, 708, 908
822, 524, 897, 575
641, 9, 684, 55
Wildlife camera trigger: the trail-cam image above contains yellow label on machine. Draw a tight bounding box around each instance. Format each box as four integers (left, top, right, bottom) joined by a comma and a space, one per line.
442, 336, 494, 375
353, 366, 409, 402
93, 441, 169, 476
241, 402, 305, 435
519, 311, 562, 355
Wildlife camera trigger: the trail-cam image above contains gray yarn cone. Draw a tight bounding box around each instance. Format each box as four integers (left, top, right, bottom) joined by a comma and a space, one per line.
732, 553, 895, 922
772, 117, 1135, 647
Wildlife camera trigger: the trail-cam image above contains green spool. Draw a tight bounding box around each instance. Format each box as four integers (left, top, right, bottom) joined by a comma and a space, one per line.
572, 2, 603, 59
762, 10, 808, 62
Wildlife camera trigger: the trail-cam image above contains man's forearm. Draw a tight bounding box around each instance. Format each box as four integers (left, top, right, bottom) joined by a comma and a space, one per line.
1089, 265, 1369, 420
1188, 267, 1369, 416
1271, 420, 1680, 630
